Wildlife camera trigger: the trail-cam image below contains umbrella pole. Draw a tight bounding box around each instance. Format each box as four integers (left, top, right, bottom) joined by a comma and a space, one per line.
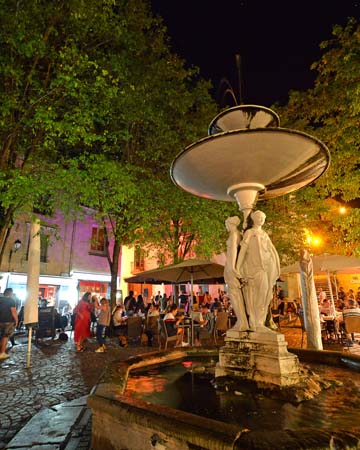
26, 326, 33, 368
191, 274, 194, 346
327, 271, 336, 316
333, 273, 339, 303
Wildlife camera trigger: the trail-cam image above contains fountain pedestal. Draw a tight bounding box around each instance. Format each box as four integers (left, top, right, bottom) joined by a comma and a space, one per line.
216, 331, 301, 386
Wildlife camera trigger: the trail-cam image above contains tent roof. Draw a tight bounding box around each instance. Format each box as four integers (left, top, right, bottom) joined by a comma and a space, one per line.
281, 254, 360, 274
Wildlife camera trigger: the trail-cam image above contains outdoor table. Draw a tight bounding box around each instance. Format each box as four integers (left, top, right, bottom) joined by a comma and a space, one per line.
179, 318, 200, 345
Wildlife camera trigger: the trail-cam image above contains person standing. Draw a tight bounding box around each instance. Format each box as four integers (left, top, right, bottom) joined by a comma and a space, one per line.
154, 291, 162, 307
0, 288, 18, 359
74, 292, 92, 352
94, 298, 111, 353
124, 291, 136, 314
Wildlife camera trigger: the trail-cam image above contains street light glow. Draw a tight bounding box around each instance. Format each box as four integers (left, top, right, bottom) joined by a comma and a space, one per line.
339, 206, 347, 214
304, 228, 322, 247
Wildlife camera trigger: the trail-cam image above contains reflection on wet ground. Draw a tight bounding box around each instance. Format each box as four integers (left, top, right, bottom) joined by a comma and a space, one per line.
125, 360, 360, 432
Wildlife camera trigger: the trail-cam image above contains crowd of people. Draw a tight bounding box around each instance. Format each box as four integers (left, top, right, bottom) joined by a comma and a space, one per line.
70, 288, 239, 351
1, 282, 359, 356
316, 286, 360, 346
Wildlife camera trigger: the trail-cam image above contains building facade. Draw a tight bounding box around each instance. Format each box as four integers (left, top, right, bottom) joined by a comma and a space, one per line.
0, 209, 151, 309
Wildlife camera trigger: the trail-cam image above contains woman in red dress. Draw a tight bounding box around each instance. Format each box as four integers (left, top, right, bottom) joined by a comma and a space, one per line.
74, 292, 92, 352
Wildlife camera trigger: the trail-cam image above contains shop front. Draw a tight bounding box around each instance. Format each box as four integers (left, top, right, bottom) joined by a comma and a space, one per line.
3, 273, 78, 309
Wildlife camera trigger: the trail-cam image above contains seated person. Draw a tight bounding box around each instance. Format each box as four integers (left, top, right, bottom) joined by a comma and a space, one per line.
341, 298, 360, 346
319, 298, 331, 316
145, 304, 160, 347
200, 304, 215, 334
210, 298, 221, 313
163, 304, 186, 346
192, 305, 214, 346
112, 304, 128, 347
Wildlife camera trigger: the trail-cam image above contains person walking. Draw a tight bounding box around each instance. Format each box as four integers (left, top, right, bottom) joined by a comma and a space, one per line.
73, 292, 92, 352
94, 298, 111, 353
0, 288, 18, 359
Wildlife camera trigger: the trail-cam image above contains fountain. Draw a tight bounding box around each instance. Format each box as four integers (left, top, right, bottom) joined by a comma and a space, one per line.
87, 106, 360, 450
170, 104, 330, 394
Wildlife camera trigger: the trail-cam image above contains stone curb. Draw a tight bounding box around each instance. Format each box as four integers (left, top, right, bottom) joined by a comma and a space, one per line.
6, 396, 89, 450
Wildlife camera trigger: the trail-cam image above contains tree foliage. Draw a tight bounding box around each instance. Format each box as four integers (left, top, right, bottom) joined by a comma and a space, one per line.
268, 18, 360, 258
0, 0, 218, 274
135, 178, 236, 265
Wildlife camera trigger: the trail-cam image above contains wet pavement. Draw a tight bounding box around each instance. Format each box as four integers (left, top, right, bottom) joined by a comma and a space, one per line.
1, 320, 359, 450
0, 332, 153, 450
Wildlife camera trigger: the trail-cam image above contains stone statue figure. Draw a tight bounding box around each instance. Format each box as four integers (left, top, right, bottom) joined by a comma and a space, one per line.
224, 216, 249, 331
235, 210, 280, 332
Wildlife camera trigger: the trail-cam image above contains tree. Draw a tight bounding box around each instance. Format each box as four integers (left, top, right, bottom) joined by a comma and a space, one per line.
0, 1, 190, 248
136, 179, 236, 265
0, 0, 219, 283
268, 18, 360, 259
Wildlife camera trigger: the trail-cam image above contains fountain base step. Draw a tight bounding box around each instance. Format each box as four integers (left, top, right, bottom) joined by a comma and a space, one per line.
216, 330, 301, 387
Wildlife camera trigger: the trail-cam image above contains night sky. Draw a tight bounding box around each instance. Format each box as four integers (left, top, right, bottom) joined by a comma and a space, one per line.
151, 0, 360, 107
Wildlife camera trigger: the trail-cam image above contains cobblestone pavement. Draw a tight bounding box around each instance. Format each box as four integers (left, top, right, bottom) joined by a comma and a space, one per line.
0, 332, 153, 449
0, 320, 358, 450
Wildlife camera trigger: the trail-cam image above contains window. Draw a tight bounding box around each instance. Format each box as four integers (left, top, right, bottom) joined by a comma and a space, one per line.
90, 226, 106, 255
26, 223, 53, 263
134, 246, 145, 272
39, 228, 51, 263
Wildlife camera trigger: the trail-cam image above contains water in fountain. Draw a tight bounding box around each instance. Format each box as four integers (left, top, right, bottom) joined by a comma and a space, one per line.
125, 356, 360, 432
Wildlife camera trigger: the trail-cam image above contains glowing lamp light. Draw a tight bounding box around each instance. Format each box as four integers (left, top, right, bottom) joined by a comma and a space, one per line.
339, 206, 347, 215
304, 228, 322, 247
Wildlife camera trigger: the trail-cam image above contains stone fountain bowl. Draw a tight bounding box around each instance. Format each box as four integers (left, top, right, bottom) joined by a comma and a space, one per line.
87, 348, 360, 450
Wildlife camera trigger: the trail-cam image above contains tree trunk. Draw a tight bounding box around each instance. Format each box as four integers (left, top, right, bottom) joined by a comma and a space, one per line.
109, 238, 121, 311
0, 206, 15, 266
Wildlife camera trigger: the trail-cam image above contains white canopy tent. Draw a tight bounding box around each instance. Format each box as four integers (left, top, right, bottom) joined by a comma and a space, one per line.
281, 254, 360, 313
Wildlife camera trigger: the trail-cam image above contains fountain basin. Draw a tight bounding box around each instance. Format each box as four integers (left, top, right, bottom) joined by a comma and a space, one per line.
88, 348, 360, 450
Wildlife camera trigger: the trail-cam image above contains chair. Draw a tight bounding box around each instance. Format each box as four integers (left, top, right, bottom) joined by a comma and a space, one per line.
344, 314, 360, 350
127, 316, 143, 345
271, 308, 281, 331
158, 319, 178, 350
145, 315, 160, 347
213, 312, 229, 345
324, 318, 341, 344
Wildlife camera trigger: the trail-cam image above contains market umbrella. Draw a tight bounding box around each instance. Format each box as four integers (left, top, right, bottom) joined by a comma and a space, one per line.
281, 254, 360, 274
125, 258, 225, 345
125, 258, 225, 285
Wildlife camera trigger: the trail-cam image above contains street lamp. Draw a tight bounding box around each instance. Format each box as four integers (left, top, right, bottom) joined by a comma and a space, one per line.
8, 239, 22, 271
14, 239, 22, 252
